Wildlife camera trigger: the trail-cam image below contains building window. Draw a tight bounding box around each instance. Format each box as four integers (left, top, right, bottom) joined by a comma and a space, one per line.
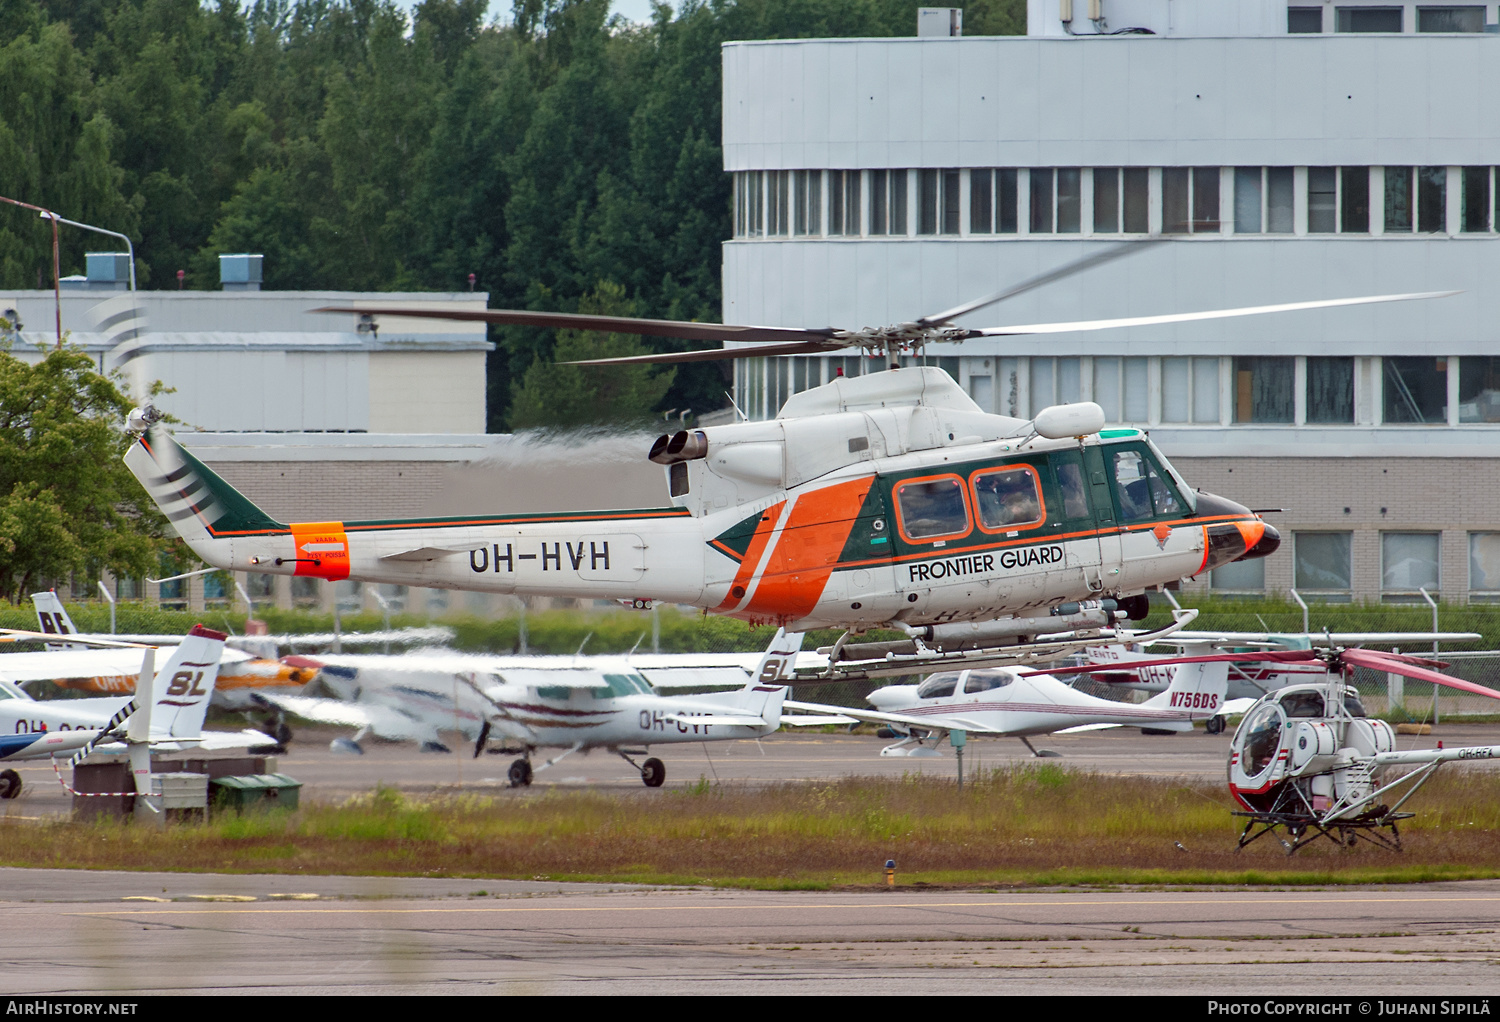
869, 169, 907, 236
1307, 356, 1355, 424
767, 170, 789, 236
336, 579, 363, 613
1294, 532, 1352, 599
970, 170, 993, 233
794, 170, 822, 236
1235, 167, 1295, 233
1417, 5, 1485, 31
247, 574, 275, 600
1092, 356, 1149, 423
1212, 558, 1266, 592
1461, 167, 1491, 233
1336, 6, 1404, 32
1306, 167, 1369, 233
1381, 532, 1440, 601
1162, 167, 1219, 234
203, 573, 228, 605
1469, 533, 1500, 601
1161, 356, 1220, 424
1387, 166, 1448, 233
1459, 356, 1500, 422
1232, 357, 1294, 423
116, 576, 141, 600
828, 170, 861, 236
1028, 169, 1080, 234
1029, 357, 1081, 412
1094, 168, 1148, 234
1383, 356, 1449, 424
291, 576, 318, 606
917, 169, 958, 235
1288, 6, 1323, 31
735, 171, 765, 237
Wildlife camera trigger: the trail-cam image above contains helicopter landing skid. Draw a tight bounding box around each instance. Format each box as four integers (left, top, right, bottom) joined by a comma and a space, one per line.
1232, 809, 1415, 856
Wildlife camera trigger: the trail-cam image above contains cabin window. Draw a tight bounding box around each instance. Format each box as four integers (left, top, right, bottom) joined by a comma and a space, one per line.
537, 686, 571, 700
963, 670, 1013, 693
595, 673, 651, 698
916, 673, 960, 699
1344, 691, 1368, 717
894, 475, 972, 543
971, 466, 1044, 532
1240, 704, 1284, 776
1109, 448, 1183, 523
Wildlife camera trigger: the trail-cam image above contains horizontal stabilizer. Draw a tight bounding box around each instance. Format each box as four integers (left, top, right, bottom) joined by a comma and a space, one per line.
782, 714, 859, 726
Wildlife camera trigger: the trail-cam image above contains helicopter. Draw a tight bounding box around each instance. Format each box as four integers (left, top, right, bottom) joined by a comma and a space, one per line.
1057, 648, 1500, 854
123, 242, 1452, 681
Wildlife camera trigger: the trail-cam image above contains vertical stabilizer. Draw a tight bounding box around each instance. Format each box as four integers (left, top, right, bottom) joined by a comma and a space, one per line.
746, 628, 806, 687
31, 591, 83, 651
147, 624, 227, 740
1144, 660, 1230, 717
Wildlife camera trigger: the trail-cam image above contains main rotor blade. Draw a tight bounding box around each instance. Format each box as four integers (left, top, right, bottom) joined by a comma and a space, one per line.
917, 237, 1166, 327
314, 306, 837, 345
1027, 650, 1322, 677
561, 340, 848, 367
1341, 649, 1500, 701
972, 291, 1459, 337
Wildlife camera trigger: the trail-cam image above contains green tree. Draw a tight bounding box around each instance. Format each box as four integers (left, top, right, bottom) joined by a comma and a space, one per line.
0, 343, 164, 602
507, 281, 676, 429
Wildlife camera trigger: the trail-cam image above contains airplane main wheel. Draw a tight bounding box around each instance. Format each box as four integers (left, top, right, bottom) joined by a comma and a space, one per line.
508, 759, 533, 788
0, 769, 19, 799
271, 721, 294, 745
640, 758, 665, 788
1205, 715, 1226, 735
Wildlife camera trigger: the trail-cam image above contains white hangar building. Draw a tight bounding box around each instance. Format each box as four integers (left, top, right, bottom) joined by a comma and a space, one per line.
720, 0, 1500, 604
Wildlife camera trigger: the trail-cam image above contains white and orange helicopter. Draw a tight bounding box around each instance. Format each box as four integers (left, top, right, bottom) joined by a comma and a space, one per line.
122, 243, 1453, 678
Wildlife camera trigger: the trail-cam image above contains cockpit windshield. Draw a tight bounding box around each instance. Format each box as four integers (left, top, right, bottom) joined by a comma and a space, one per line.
592, 673, 653, 699
1343, 690, 1367, 717
916, 673, 960, 699
1240, 703, 1284, 777
964, 670, 1014, 693
1144, 438, 1197, 513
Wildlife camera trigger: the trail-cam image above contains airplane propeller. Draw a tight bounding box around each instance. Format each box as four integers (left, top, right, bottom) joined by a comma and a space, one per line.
1038, 647, 1500, 702
315, 239, 1459, 368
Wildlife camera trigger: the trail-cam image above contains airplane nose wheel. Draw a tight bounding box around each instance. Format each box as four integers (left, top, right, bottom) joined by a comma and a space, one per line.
0, 769, 20, 799
640, 758, 665, 788
508, 759, 533, 787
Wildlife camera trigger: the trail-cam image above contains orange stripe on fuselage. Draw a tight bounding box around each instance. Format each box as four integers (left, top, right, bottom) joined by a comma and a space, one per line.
714, 501, 788, 612
738, 477, 874, 623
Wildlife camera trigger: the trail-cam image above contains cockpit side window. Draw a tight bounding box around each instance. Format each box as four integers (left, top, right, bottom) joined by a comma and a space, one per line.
916, 673, 960, 699
1278, 690, 1326, 718
1241, 703, 1285, 776
894, 475, 972, 543
1343, 690, 1367, 717
964, 670, 1014, 693
1110, 447, 1185, 523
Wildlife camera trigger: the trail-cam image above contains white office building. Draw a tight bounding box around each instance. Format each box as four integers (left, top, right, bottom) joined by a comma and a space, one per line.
721, 0, 1500, 603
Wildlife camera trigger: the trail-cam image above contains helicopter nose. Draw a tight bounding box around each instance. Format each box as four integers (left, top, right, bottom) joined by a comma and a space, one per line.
1241, 522, 1281, 561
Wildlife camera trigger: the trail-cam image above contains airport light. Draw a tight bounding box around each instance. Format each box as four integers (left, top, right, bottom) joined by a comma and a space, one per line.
0, 194, 61, 346
39, 209, 136, 292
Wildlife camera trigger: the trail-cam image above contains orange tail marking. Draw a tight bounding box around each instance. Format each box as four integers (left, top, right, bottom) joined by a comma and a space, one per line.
741, 477, 875, 622
289, 521, 350, 581
714, 501, 788, 612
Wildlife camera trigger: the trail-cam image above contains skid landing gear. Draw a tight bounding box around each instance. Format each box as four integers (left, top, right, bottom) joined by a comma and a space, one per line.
617, 750, 666, 787
508, 758, 533, 787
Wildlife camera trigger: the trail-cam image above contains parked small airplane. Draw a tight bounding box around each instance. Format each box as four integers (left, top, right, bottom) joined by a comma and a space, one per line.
784, 658, 1229, 759
258, 629, 832, 787
0, 625, 275, 799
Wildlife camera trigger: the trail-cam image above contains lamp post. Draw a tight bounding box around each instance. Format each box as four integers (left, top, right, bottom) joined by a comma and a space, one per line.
0, 195, 61, 346
38, 210, 136, 292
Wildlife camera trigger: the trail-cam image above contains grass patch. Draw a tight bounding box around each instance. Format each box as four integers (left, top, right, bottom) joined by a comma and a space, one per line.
5, 768, 1500, 888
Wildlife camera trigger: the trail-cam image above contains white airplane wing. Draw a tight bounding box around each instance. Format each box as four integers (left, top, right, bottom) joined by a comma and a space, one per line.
641, 667, 754, 688
1220, 697, 1258, 718
782, 699, 1009, 735
92, 728, 277, 754
259, 694, 421, 738
0, 648, 159, 685
1054, 722, 1121, 734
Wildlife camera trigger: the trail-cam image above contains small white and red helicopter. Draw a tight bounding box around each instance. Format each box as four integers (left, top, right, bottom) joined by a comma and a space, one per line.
1065, 647, 1500, 854
783, 658, 1229, 760
0, 625, 274, 800
123, 244, 1452, 678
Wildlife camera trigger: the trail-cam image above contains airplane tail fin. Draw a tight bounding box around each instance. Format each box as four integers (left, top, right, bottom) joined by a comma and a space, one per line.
1143, 660, 1230, 718
744, 628, 805, 689
146, 625, 228, 741
123, 419, 284, 552
31, 591, 84, 650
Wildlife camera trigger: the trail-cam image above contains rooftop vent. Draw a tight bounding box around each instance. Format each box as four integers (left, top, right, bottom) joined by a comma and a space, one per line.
219, 253, 263, 292
917, 7, 962, 36
85, 252, 131, 291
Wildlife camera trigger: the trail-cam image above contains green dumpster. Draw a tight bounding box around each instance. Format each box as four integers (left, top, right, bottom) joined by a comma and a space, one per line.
210, 774, 302, 812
